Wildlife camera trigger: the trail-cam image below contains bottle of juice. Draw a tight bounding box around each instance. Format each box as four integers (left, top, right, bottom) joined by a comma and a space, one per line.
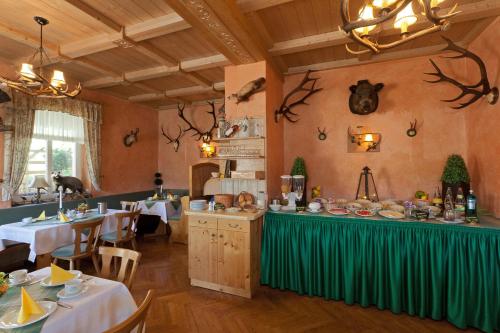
455, 187, 465, 216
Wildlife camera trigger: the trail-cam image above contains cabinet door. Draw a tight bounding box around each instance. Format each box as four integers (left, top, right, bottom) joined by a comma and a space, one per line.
189, 226, 217, 283
217, 229, 250, 290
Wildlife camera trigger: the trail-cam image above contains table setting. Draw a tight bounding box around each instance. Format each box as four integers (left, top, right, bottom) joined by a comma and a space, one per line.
136, 193, 181, 223
0, 264, 136, 333
0, 208, 126, 262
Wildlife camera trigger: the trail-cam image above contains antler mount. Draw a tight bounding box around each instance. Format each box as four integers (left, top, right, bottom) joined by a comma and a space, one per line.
425, 37, 498, 109
177, 102, 218, 143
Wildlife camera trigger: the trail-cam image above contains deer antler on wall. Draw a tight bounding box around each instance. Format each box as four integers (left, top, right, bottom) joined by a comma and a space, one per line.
275, 70, 322, 123
425, 37, 499, 109
177, 101, 218, 143
161, 125, 184, 152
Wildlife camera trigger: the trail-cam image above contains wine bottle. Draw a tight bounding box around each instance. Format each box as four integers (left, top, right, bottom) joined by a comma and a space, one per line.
465, 189, 478, 223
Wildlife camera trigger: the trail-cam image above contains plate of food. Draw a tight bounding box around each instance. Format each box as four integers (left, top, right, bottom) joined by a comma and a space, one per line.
327, 208, 350, 216
354, 209, 375, 217
378, 210, 405, 219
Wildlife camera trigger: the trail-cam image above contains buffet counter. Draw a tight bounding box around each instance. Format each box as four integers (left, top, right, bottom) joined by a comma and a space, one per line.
261, 211, 500, 333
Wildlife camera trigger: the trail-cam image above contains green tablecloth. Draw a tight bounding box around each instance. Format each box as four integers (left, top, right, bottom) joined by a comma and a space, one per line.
261, 211, 500, 333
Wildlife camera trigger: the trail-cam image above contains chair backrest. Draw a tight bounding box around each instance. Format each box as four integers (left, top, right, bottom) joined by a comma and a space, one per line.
114, 210, 141, 241
120, 201, 138, 212
72, 217, 104, 256
103, 290, 154, 333
98, 246, 142, 290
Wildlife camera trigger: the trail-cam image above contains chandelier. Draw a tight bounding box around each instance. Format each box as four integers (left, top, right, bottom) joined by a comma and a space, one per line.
340, 0, 459, 54
0, 16, 81, 98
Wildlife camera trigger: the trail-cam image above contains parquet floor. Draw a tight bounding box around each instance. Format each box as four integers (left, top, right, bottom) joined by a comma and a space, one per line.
129, 237, 480, 333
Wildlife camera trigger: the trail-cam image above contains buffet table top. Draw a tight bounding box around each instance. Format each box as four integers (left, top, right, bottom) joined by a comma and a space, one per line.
266, 210, 500, 232
185, 209, 265, 221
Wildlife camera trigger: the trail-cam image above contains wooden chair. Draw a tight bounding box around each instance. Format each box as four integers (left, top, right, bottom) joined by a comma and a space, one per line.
51, 217, 104, 271
97, 246, 142, 290
103, 290, 155, 333
120, 201, 138, 212
168, 196, 189, 245
101, 210, 141, 250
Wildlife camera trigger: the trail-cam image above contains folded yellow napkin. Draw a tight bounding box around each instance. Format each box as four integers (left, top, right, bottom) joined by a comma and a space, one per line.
50, 263, 75, 284
17, 287, 44, 324
59, 212, 70, 223
36, 211, 46, 221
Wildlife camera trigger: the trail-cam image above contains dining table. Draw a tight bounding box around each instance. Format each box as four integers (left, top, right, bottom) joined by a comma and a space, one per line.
0, 209, 126, 267
136, 199, 181, 223
261, 210, 500, 333
0, 267, 137, 333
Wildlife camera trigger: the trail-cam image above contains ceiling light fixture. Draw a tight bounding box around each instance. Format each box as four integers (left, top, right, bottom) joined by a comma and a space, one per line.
340, 0, 459, 54
0, 16, 81, 98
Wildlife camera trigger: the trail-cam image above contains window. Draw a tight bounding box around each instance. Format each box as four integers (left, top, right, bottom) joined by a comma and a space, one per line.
18, 111, 84, 194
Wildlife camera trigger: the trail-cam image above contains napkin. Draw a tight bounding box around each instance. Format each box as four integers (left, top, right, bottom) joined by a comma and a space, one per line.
17, 287, 44, 324
152, 193, 159, 200
36, 211, 46, 221
59, 212, 70, 222
50, 263, 75, 284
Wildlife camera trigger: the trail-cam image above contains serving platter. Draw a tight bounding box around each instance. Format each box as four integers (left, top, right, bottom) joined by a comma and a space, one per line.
378, 210, 405, 219
354, 209, 375, 217
327, 208, 350, 216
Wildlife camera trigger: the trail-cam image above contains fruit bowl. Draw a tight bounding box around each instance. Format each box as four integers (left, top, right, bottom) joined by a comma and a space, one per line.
269, 204, 281, 211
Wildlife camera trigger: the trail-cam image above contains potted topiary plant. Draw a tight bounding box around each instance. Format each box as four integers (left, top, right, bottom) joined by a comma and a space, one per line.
441, 154, 470, 200
290, 157, 308, 207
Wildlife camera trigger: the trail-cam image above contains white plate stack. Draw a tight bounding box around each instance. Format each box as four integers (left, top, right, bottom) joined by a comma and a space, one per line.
190, 200, 207, 211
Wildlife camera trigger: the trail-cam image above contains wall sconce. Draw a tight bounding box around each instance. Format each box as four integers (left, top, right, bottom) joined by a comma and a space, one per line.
347, 126, 381, 152
201, 142, 216, 158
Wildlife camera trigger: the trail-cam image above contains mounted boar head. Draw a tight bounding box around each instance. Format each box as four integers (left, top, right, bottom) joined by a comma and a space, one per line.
123, 128, 139, 147
349, 80, 384, 115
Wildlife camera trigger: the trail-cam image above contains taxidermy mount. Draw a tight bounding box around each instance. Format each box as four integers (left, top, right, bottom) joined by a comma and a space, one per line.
349, 80, 384, 115
228, 77, 266, 104
52, 172, 84, 194
275, 70, 322, 123
123, 128, 139, 147
161, 125, 184, 152
425, 37, 498, 109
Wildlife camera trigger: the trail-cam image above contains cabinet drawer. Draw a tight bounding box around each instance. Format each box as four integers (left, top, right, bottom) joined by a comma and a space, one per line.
218, 219, 249, 233
189, 216, 217, 229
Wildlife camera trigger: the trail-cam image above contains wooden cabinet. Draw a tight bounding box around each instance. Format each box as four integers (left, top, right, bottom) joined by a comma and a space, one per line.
187, 211, 263, 298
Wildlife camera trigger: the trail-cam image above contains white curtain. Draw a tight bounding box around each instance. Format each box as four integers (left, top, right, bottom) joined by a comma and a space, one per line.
33, 110, 85, 143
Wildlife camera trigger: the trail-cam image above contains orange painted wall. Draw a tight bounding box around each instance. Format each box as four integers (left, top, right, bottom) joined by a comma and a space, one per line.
283, 56, 468, 202
465, 18, 500, 217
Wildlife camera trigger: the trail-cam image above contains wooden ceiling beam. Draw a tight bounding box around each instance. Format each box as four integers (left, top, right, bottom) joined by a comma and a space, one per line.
129, 82, 225, 102
64, 0, 122, 32
131, 40, 178, 66
83, 54, 227, 88
286, 42, 467, 74
237, 0, 295, 13
165, 0, 281, 77
270, 0, 500, 56
157, 98, 225, 111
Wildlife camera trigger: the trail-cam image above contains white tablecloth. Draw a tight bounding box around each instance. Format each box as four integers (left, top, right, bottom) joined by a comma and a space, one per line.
136, 200, 181, 223
15, 267, 137, 333
0, 209, 126, 261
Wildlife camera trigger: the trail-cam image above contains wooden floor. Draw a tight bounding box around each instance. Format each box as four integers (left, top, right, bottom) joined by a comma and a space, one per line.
129, 236, 479, 333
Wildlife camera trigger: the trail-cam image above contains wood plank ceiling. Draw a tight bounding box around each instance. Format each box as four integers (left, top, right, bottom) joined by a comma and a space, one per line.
0, 0, 498, 110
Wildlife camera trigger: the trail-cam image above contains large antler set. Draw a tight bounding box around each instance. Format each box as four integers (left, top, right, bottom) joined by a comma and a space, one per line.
177, 101, 218, 143
425, 37, 499, 109
275, 70, 322, 123
340, 0, 459, 55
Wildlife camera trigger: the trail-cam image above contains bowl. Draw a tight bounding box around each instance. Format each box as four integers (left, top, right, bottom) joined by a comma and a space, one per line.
269, 204, 281, 211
